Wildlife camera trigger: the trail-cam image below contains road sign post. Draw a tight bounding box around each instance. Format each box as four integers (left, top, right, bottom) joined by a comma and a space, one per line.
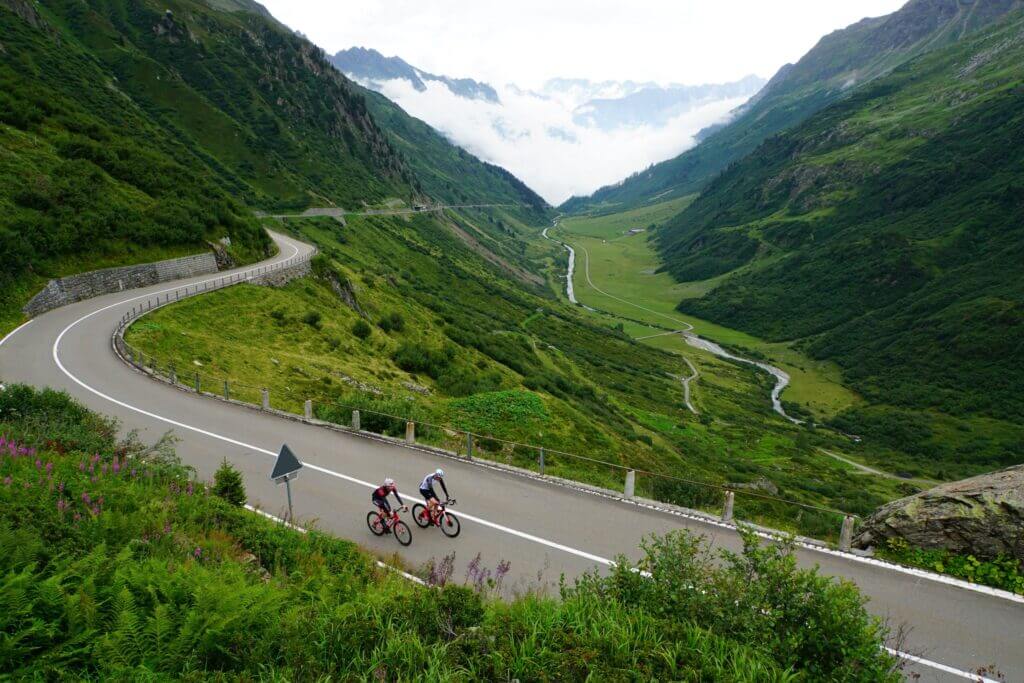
270, 444, 303, 523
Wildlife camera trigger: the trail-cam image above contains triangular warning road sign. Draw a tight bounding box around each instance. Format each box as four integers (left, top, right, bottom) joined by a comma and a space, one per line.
270, 443, 303, 481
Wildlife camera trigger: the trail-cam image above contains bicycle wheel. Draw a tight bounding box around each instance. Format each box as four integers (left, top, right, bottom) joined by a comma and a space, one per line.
392, 520, 412, 546
411, 503, 430, 528
439, 512, 461, 538
366, 511, 386, 536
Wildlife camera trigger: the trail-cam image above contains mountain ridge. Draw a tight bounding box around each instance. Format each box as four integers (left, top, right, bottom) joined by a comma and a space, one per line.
562, 0, 1024, 213
659, 10, 1024, 477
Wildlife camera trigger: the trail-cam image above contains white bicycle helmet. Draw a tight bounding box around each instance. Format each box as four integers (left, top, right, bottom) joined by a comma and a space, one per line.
435, 468, 444, 478
383, 477, 395, 487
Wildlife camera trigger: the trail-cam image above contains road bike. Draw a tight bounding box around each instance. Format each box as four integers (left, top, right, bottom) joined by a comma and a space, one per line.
411, 498, 460, 538
366, 505, 412, 546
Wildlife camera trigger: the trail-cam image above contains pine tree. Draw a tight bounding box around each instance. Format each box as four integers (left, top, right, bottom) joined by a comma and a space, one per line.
212, 458, 246, 506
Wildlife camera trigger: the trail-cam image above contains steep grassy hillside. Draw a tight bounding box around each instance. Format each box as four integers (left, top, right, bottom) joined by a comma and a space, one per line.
0, 0, 551, 336
0, 384, 900, 680
0, 0, 276, 333
660, 13, 1024, 478
562, 0, 1022, 214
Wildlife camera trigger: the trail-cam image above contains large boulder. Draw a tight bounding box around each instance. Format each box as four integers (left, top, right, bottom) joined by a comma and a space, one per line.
854, 464, 1024, 560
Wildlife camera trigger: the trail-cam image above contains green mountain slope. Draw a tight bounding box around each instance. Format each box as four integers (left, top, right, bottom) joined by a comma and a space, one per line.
359, 87, 549, 221
0, 0, 550, 334
661, 13, 1024, 476
562, 0, 1023, 214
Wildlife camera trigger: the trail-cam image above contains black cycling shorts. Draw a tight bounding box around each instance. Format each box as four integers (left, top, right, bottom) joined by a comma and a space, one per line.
419, 487, 436, 502
372, 495, 391, 513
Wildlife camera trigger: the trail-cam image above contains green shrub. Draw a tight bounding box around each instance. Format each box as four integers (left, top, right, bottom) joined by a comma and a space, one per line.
378, 311, 405, 333
351, 319, 372, 339
302, 310, 322, 329
213, 457, 246, 506
392, 341, 454, 378
567, 528, 899, 681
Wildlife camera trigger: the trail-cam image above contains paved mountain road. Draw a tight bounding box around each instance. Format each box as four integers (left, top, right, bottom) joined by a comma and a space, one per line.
1, 232, 1020, 682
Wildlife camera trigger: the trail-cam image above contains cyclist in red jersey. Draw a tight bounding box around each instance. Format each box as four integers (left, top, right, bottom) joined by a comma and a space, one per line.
371, 477, 405, 516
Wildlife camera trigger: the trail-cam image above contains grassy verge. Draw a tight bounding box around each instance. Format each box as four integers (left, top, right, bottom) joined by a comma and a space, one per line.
0, 384, 899, 680
876, 538, 1024, 595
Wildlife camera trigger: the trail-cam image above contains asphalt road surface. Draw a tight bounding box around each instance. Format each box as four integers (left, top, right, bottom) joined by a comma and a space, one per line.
2, 232, 1020, 682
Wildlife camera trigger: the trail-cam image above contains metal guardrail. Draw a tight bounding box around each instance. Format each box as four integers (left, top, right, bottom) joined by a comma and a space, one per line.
112, 247, 859, 549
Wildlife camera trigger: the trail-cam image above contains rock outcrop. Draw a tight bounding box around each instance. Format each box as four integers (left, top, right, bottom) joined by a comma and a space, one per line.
854, 465, 1024, 561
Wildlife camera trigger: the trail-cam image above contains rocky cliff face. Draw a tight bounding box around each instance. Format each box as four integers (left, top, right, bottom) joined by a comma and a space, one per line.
854, 465, 1024, 561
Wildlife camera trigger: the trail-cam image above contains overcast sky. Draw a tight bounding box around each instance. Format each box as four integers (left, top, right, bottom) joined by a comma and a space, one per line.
260, 1, 907, 88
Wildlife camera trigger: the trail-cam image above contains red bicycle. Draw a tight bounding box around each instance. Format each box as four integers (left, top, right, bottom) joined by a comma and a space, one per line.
367, 505, 412, 546
412, 499, 460, 537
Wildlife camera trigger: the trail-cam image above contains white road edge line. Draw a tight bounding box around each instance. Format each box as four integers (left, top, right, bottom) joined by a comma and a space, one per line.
885, 648, 999, 683
0, 318, 34, 347
243, 505, 426, 585
43, 234, 1010, 679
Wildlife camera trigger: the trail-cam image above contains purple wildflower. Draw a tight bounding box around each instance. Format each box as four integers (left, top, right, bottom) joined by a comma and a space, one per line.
193, 547, 202, 559
82, 492, 91, 504
35, 458, 42, 470
163, 521, 171, 534
130, 469, 137, 478
79, 462, 86, 472
91, 505, 100, 516
186, 482, 194, 496
57, 481, 64, 492
2, 476, 10, 486
45, 462, 53, 475
73, 512, 81, 522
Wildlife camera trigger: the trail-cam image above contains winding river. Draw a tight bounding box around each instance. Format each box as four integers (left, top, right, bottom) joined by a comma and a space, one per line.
543, 219, 801, 424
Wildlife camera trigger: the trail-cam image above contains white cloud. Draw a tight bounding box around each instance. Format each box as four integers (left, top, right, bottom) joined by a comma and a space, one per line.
368, 78, 748, 204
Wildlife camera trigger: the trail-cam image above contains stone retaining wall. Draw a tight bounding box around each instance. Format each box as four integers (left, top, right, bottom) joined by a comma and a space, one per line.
24, 252, 219, 316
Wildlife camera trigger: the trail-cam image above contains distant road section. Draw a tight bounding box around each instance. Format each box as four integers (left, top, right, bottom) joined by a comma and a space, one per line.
259, 203, 518, 219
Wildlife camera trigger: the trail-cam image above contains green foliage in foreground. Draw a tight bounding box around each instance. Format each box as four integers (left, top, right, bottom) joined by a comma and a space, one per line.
0, 385, 899, 680
878, 538, 1024, 596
